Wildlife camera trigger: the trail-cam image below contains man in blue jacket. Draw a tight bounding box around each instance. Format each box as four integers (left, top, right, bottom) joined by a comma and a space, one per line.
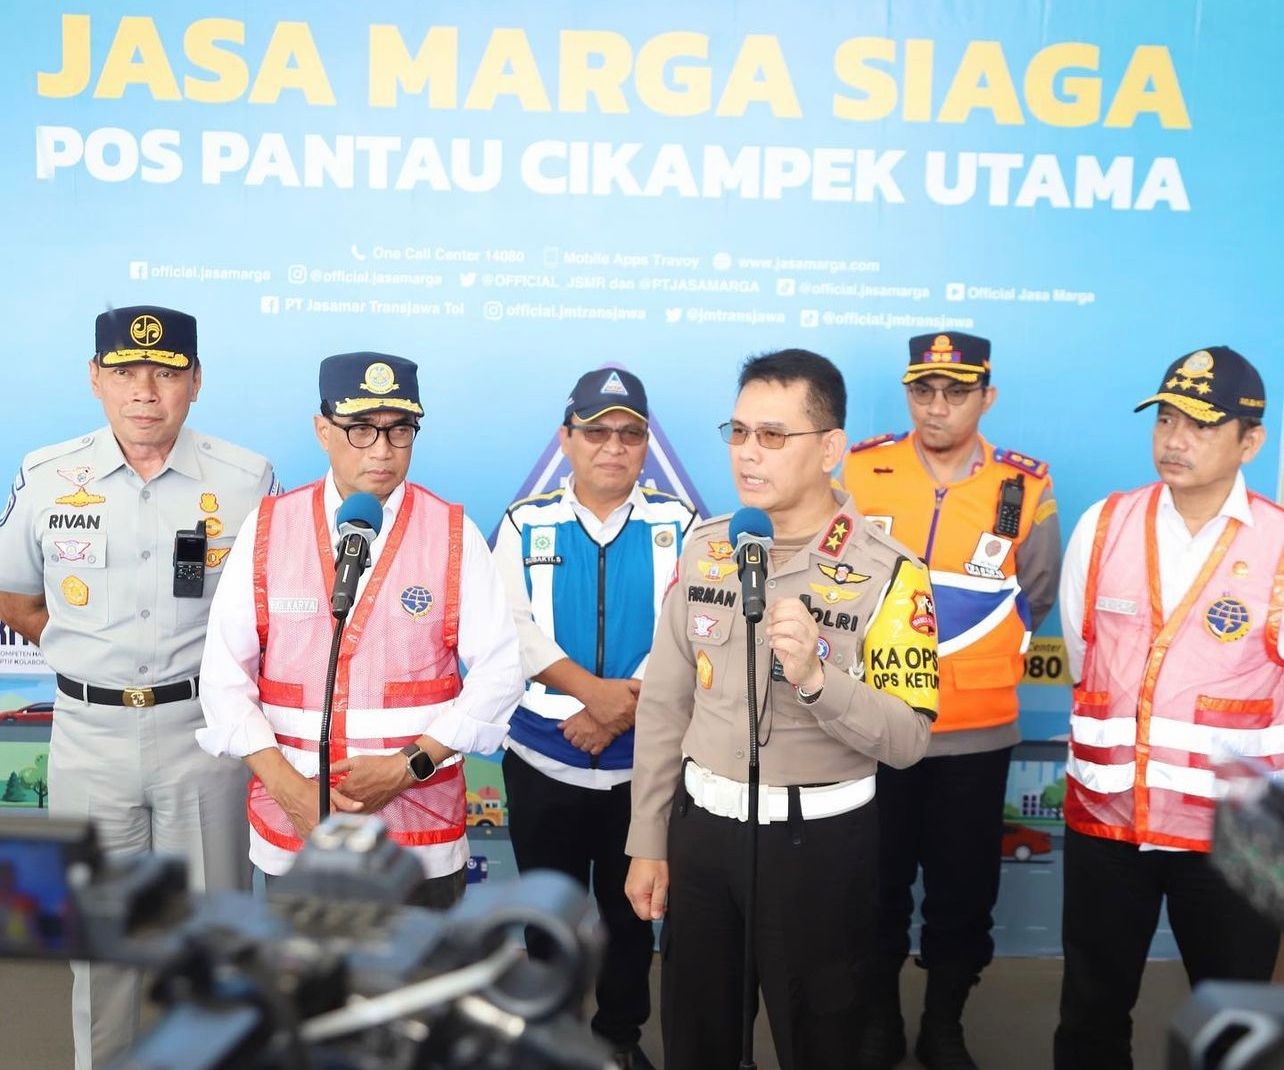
493, 368, 698, 1070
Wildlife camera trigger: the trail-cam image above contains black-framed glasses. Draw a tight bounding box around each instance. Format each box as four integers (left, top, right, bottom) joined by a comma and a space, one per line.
906, 382, 985, 406
325, 416, 420, 449
718, 421, 834, 450
565, 423, 649, 447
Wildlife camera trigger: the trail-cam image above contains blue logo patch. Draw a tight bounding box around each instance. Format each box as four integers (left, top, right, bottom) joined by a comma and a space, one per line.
1205, 596, 1250, 642
400, 585, 434, 617
816, 636, 831, 661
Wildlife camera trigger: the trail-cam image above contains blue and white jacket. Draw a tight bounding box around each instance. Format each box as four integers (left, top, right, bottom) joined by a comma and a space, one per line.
502, 484, 697, 770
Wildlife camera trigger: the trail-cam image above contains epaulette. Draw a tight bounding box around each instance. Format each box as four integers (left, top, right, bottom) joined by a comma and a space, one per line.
848, 431, 906, 454
507, 486, 568, 512
688, 512, 732, 537
22, 432, 97, 471
191, 431, 273, 479
639, 486, 681, 503
993, 448, 1049, 479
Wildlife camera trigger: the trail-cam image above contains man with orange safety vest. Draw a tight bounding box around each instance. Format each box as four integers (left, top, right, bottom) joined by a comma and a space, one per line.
1054, 346, 1281, 1069
842, 332, 1061, 1069
197, 352, 524, 906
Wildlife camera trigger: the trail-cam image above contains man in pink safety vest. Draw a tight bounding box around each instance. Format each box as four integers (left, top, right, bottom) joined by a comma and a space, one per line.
1055, 346, 1283, 1069
198, 352, 523, 906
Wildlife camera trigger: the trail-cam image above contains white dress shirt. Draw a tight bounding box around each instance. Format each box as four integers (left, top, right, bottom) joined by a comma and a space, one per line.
492, 477, 650, 790
198, 472, 524, 875
1059, 473, 1282, 681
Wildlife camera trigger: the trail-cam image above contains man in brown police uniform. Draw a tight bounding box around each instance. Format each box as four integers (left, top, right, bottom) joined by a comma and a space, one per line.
625, 349, 939, 1070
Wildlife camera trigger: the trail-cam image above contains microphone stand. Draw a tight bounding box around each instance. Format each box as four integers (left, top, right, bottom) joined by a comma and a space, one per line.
317, 613, 348, 820
740, 614, 761, 1070
319, 534, 369, 820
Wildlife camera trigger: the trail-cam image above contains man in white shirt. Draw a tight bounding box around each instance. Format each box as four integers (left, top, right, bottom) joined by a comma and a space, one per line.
1054, 346, 1282, 1069
198, 352, 523, 907
492, 369, 697, 1070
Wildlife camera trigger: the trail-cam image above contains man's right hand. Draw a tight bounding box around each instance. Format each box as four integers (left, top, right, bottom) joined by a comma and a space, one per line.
254, 757, 363, 841
625, 858, 669, 921
582, 678, 641, 735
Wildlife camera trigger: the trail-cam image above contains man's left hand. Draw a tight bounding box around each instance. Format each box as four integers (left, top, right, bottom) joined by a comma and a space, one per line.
331, 753, 410, 813
559, 710, 615, 755
766, 597, 824, 692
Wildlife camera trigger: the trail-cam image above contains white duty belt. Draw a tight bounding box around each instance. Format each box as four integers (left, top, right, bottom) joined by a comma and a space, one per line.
683, 759, 875, 824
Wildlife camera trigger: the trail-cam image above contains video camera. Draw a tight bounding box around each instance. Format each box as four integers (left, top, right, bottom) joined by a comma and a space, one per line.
1169, 757, 1284, 1070
0, 813, 613, 1070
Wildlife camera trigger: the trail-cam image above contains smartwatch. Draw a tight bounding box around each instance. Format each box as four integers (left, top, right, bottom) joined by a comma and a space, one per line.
400, 743, 436, 783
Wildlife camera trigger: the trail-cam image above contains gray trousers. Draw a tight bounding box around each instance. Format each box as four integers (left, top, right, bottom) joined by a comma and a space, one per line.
47, 693, 250, 1069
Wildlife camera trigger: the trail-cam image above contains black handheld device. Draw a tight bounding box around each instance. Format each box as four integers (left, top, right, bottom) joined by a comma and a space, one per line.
172, 521, 208, 598
994, 476, 1025, 538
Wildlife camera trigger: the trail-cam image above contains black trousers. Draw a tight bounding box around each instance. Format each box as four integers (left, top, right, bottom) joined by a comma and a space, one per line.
874, 745, 1013, 975
660, 796, 878, 1070
502, 749, 653, 1047
1054, 827, 1278, 1070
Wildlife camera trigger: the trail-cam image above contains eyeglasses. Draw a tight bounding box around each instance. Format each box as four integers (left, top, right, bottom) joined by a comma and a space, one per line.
566, 423, 649, 447
906, 382, 985, 406
718, 421, 834, 449
326, 417, 420, 449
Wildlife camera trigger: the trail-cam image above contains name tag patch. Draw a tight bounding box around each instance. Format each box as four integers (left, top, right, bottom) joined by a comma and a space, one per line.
269, 597, 319, 614
1095, 596, 1138, 616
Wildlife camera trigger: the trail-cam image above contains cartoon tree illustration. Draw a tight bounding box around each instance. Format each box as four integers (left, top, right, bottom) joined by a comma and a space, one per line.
2, 770, 34, 803
19, 754, 47, 808
1040, 777, 1066, 818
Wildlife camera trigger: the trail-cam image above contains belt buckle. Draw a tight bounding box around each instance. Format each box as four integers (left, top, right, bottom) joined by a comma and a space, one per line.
122, 687, 155, 708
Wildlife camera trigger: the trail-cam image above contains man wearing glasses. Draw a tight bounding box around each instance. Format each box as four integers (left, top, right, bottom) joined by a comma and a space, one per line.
627, 350, 937, 1070
197, 352, 523, 907
493, 368, 697, 1070
842, 333, 1061, 1070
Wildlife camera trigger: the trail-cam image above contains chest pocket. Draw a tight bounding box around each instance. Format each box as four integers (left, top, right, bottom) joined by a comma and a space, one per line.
43, 530, 109, 627
687, 605, 734, 699
163, 536, 235, 632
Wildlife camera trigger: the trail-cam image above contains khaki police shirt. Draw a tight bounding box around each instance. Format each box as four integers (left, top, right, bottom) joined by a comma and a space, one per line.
626, 494, 939, 860
0, 426, 277, 687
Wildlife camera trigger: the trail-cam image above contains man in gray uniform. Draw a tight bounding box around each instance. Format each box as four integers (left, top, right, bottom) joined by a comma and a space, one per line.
625, 349, 938, 1070
0, 305, 277, 1068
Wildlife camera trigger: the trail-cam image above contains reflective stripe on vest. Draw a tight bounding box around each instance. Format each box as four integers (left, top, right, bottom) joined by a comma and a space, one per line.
1067, 484, 1284, 851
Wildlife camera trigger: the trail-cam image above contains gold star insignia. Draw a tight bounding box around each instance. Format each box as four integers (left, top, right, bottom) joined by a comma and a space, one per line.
825, 522, 849, 551
1194, 382, 1211, 395
1177, 377, 1195, 391
1165, 376, 1180, 389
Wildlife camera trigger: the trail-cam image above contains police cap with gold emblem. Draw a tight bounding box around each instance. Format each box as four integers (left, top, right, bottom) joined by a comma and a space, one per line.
319, 353, 424, 418
95, 305, 196, 369
902, 332, 991, 385
1134, 346, 1266, 425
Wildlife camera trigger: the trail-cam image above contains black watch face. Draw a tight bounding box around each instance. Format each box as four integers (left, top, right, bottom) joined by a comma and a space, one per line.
409, 751, 434, 780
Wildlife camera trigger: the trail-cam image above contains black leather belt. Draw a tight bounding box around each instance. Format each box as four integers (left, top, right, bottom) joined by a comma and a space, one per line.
56, 674, 199, 709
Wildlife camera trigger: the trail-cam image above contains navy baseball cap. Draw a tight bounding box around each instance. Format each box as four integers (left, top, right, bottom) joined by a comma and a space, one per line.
903, 332, 991, 385
564, 368, 648, 423
95, 306, 196, 369
1134, 346, 1266, 425
319, 353, 423, 418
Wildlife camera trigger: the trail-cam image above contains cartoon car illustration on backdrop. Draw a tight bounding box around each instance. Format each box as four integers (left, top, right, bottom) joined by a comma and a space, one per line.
0, 700, 53, 724
1002, 822, 1053, 862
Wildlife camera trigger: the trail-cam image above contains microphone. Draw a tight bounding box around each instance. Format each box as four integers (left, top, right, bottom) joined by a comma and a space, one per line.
728, 507, 774, 623
331, 492, 383, 618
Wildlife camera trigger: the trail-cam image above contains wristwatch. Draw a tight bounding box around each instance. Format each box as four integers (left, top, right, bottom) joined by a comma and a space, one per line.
400, 743, 436, 783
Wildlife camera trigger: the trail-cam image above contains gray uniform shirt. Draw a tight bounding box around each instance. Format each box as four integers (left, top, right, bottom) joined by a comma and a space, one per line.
0, 426, 276, 686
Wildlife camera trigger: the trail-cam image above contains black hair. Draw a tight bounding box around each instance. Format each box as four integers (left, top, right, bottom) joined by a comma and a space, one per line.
738, 349, 846, 429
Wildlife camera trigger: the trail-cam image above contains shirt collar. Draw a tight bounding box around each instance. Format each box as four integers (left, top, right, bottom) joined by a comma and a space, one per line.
323, 471, 405, 543
91, 425, 200, 480
1157, 470, 1253, 528
563, 475, 643, 522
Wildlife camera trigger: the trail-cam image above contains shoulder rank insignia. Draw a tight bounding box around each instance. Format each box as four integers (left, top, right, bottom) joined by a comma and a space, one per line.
993, 448, 1049, 479
818, 514, 854, 557
848, 431, 906, 454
